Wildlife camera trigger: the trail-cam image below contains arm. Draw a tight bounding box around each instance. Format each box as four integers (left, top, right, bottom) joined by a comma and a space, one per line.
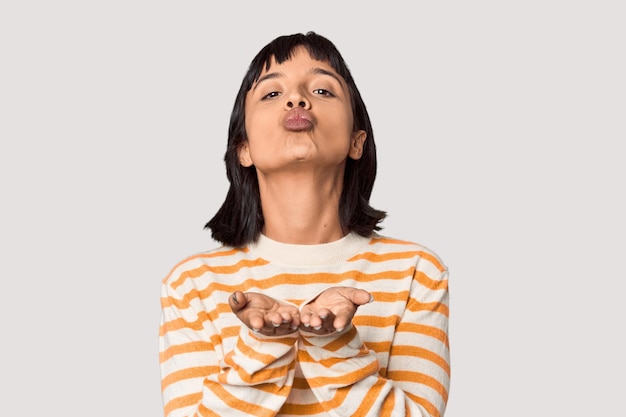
159, 282, 299, 417
297, 265, 450, 417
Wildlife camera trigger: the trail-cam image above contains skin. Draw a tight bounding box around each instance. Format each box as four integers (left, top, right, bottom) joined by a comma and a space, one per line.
230, 46, 372, 336
229, 288, 373, 336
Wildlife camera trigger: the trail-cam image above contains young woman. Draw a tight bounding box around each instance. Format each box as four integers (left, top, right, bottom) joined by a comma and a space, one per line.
159, 31, 450, 417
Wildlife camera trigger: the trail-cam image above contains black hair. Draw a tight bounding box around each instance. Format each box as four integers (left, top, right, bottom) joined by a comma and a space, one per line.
206, 31, 386, 247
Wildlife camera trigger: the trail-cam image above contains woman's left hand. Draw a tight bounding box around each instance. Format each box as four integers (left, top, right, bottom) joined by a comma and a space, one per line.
300, 286, 372, 335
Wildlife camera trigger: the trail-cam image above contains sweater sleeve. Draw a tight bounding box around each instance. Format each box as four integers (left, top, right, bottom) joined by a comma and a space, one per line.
159, 280, 298, 417
297, 264, 450, 417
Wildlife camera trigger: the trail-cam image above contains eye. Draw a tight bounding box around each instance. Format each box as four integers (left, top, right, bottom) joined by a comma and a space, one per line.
261, 91, 281, 100
313, 88, 334, 97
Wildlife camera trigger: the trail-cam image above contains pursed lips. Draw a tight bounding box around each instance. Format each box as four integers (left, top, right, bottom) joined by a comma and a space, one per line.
283, 107, 313, 131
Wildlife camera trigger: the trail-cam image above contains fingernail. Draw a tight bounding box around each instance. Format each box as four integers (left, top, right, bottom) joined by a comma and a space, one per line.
231, 293, 239, 305
290, 325, 298, 330
369, 294, 374, 303
335, 327, 344, 332
272, 322, 281, 327
320, 314, 328, 319
313, 325, 322, 330
303, 323, 310, 328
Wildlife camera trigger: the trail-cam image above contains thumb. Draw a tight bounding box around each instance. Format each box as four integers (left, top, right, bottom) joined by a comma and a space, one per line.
229, 291, 248, 313
351, 289, 374, 306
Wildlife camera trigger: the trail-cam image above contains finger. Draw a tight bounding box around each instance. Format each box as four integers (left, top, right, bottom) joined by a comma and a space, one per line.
280, 311, 300, 329
300, 310, 312, 328
309, 314, 323, 330
322, 313, 338, 332
229, 291, 248, 313
309, 307, 325, 328
266, 311, 285, 327
247, 312, 266, 332
332, 313, 350, 331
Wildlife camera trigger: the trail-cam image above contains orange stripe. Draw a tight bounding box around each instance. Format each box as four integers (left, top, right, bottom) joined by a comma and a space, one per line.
364, 340, 392, 354
352, 377, 387, 415
159, 316, 205, 335
279, 388, 353, 415
369, 236, 412, 245
292, 377, 311, 390
298, 342, 371, 367
349, 250, 423, 263
368, 290, 409, 303
228, 336, 288, 364
406, 298, 449, 318
396, 323, 449, 347
380, 388, 396, 417
317, 386, 350, 411
162, 247, 244, 284
161, 365, 216, 390
417, 251, 445, 272
304, 361, 379, 388
160, 340, 214, 362
390, 345, 450, 376
169, 258, 270, 289
320, 326, 358, 351
386, 370, 448, 402
163, 267, 420, 311
205, 381, 287, 417
367, 236, 446, 271
217, 357, 292, 387
279, 399, 324, 415
353, 315, 399, 328
414, 270, 448, 290
406, 391, 441, 417
221, 325, 239, 339
163, 392, 202, 416
197, 403, 221, 416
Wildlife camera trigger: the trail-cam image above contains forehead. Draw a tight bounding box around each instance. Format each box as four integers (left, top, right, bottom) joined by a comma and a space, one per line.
259, 46, 339, 78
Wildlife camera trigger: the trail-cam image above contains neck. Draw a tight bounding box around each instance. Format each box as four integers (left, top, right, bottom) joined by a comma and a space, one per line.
257, 170, 346, 244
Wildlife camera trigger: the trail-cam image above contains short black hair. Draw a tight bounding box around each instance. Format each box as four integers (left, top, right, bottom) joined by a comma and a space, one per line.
206, 31, 386, 247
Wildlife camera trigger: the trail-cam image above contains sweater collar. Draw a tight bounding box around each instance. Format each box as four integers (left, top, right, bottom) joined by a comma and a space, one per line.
248, 232, 372, 267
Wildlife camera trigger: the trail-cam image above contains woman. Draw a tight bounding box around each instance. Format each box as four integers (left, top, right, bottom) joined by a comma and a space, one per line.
159, 31, 450, 417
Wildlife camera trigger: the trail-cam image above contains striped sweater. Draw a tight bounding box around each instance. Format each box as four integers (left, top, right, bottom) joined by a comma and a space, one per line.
159, 232, 450, 417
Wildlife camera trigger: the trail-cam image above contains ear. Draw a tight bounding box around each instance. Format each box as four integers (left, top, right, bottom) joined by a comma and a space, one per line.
238, 142, 253, 167
348, 130, 367, 160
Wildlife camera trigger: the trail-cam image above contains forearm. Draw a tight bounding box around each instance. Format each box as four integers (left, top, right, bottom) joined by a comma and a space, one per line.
298, 325, 447, 417
160, 281, 299, 417
296, 275, 450, 417
162, 325, 298, 417
200, 327, 299, 416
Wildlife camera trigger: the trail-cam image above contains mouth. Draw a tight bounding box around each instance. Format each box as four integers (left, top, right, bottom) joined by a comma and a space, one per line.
283, 108, 313, 131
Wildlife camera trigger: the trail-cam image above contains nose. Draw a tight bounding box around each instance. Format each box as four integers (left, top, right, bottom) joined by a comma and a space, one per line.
286, 100, 308, 108
285, 90, 310, 109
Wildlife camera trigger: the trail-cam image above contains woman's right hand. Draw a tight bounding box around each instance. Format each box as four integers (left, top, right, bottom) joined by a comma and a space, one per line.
229, 291, 301, 336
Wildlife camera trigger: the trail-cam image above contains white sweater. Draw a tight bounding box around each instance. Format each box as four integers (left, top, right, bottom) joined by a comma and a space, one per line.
160, 232, 450, 417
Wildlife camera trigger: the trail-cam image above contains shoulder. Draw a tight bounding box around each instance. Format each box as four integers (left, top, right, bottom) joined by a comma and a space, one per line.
161, 244, 252, 287
367, 233, 448, 278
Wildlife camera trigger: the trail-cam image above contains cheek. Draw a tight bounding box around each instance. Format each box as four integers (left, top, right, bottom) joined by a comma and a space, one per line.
332, 106, 355, 133
244, 112, 266, 142
325, 113, 355, 145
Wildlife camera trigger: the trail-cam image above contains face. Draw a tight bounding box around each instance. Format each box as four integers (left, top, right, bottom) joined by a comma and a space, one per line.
239, 46, 366, 174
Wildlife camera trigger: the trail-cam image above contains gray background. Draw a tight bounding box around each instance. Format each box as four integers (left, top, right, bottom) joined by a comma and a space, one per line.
2, 1, 624, 415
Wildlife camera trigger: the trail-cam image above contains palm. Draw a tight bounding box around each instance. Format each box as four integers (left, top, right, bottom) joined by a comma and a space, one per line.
229, 291, 300, 336
300, 287, 371, 335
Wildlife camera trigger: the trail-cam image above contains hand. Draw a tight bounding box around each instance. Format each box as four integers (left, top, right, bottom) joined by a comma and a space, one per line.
229, 291, 301, 336
300, 287, 372, 335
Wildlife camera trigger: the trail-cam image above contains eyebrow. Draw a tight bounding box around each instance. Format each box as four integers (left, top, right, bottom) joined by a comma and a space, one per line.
252, 67, 344, 91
